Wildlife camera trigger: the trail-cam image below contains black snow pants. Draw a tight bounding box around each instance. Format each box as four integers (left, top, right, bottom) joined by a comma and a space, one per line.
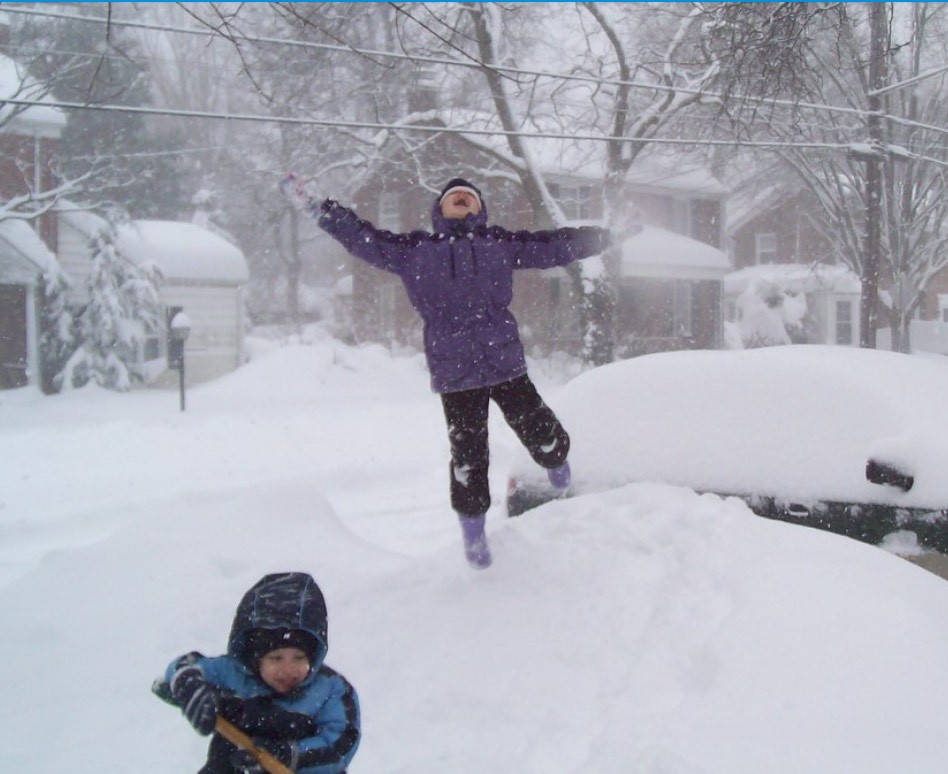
440, 374, 570, 516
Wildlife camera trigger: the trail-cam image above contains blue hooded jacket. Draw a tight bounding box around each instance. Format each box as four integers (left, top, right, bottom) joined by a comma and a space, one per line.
316, 183, 611, 393
163, 573, 360, 774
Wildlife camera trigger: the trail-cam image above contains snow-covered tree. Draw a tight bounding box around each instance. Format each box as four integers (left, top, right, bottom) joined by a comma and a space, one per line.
8, 6, 187, 218
38, 264, 74, 395
58, 217, 162, 392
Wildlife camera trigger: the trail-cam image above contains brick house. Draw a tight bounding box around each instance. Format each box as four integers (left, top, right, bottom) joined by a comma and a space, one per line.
0, 52, 65, 388
725, 185, 863, 346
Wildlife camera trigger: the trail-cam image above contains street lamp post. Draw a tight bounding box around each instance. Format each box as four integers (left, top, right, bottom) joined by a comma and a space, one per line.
169, 310, 192, 412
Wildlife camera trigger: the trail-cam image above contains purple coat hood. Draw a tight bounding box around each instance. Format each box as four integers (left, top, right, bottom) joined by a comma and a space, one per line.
317, 191, 610, 393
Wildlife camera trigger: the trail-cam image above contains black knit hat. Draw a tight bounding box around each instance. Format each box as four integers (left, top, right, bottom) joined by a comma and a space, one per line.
245, 628, 320, 666
439, 178, 482, 207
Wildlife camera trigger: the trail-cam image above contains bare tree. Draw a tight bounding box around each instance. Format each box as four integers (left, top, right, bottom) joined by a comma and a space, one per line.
382, 3, 729, 364
744, 2, 948, 352
574, 3, 721, 362
173, 2, 415, 331
0, 37, 92, 223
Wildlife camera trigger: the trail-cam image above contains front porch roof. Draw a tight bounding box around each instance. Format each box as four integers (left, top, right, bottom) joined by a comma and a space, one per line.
620, 226, 731, 281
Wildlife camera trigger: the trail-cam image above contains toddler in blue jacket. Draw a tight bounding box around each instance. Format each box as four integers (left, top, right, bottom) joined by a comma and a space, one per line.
155, 572, 360, 774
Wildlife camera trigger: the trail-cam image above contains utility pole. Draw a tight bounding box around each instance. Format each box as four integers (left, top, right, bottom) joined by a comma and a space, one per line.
860, 3, 888, 348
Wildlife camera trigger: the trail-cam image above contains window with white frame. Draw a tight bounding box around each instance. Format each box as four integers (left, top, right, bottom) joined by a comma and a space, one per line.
726, 299, 740, 322
670, 199, 690, 235
142, 321, 162, 362
378, 192, 400, 231
755, 233, 777, 264
835, 299, 853, 345
674, 281, 693, 337
548, 183, 593, 220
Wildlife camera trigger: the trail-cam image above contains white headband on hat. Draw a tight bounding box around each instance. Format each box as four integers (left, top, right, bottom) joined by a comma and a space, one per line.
440, 185, 481, 206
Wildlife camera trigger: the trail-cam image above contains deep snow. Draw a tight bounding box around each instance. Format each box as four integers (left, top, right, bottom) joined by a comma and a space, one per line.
3, 330, 948, 773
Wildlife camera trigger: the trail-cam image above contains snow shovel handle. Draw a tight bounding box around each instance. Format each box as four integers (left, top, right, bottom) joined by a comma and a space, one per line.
214, 716, 295, 774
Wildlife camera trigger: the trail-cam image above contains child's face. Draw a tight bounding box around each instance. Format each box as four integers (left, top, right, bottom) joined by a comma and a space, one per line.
258, 647, 311, 694
440, 190, 481, 220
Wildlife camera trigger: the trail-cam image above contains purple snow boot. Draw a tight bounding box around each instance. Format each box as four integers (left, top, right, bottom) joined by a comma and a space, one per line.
547, 461, 571, 491
458, 513, 492, 569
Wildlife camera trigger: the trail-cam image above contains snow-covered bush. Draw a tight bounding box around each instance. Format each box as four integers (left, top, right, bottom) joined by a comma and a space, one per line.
38, 265, 75, 394
736, 278, 808, 349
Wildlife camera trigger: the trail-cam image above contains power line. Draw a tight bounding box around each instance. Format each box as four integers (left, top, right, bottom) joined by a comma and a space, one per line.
5, 3, 948, 154
2, 94, 858, 154
0, 2, 908, 124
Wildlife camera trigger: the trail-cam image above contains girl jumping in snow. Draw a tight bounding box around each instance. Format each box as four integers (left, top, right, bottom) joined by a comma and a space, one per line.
293, 177, 611, 569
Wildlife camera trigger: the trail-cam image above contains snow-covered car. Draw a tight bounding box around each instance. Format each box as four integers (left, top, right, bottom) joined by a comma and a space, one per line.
506, 346, 948, 551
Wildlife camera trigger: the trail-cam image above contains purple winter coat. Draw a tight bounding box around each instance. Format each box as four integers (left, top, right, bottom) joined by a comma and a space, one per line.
316, 193, 611, 394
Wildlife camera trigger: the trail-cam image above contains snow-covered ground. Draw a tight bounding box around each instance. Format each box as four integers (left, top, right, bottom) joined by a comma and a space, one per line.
3, 330, 948, 773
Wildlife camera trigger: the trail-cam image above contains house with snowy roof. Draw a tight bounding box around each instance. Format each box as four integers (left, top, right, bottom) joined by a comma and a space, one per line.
0, 220, 58, 388
0, 51, 66, 389
56, 208, 250, 385
725, 179, 948, 353
724, 184, 864, 347
0, 48, 249, 391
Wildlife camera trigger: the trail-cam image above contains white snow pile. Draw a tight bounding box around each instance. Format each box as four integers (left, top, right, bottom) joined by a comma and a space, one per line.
2, 333, 948, 773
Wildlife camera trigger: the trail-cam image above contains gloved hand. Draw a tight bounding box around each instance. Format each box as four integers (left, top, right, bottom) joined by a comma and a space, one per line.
220, 696, 316, 740
230, 739, 299, 773
169, 663, 219, 736
278, 173, 313, 211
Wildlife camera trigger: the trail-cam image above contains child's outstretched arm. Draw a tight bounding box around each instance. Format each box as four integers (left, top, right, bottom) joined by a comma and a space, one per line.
316, 200, 414, 274
509, 224, 612, 270
279, 174, 410, 274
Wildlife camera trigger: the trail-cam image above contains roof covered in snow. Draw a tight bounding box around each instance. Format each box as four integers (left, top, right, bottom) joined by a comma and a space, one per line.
432, 107, 727, 197
0, 53, 66, 137
57, 207, 249, 284
724, 263, 861, 295
620, 225, 731, 280
0, 219, 58, 284
115, 220, 249, 284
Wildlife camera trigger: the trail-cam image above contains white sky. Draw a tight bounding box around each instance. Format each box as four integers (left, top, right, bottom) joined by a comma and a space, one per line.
2, 330, 948, 772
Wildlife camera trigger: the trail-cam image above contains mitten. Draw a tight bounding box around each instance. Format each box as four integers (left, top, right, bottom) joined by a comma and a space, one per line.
220, 696, 317, 740
278, 173, 313, 211
230, 739, 299, 773
169, 662, 219, 736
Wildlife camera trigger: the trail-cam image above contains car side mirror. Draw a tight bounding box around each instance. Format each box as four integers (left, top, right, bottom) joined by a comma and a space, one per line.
866, 458, 914, 492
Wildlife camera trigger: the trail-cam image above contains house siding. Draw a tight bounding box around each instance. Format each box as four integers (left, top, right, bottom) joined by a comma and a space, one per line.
57, 215, 93, 303
160, 283, 244, 383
